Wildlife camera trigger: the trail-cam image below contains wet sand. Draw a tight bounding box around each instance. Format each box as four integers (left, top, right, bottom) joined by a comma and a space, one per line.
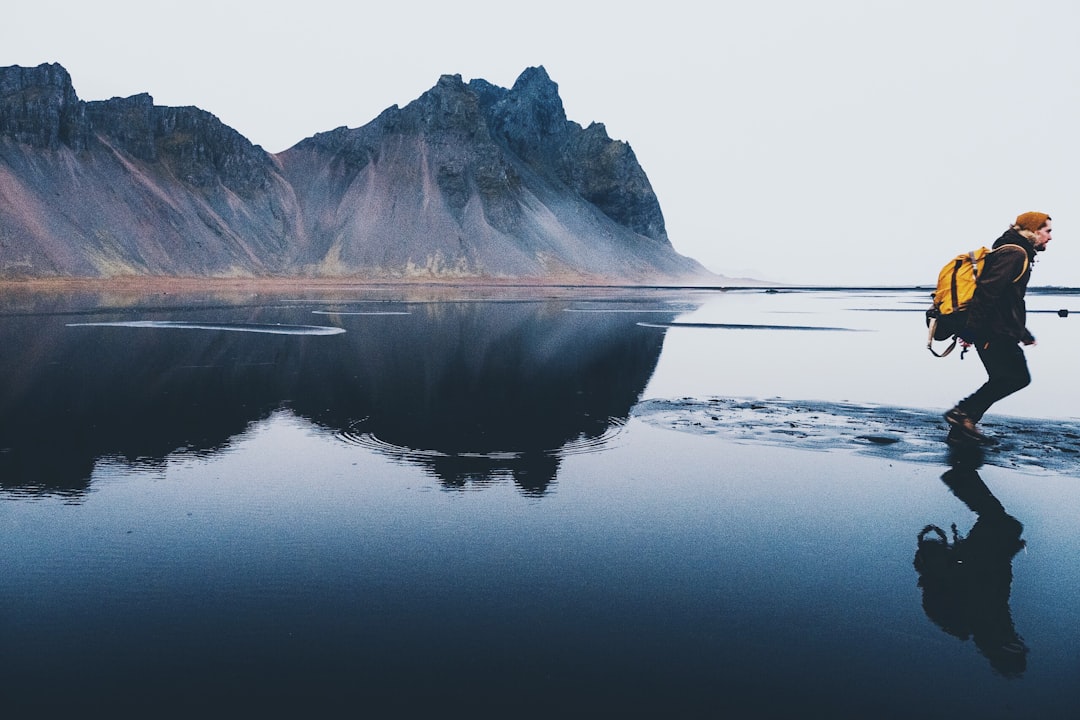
634, 396, 1080, 476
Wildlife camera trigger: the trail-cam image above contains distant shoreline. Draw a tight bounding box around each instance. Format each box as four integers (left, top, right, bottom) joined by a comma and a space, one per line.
0, 276, 769, 295
0, 277, 1075, 294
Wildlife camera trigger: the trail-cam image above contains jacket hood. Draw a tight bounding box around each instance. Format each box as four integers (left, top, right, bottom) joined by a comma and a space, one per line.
993, 227, 1037, 260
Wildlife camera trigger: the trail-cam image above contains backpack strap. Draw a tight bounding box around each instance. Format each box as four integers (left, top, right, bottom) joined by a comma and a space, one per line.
949, 255, 971, 313
926, 317, 957, 357
990, 243, 1031, 283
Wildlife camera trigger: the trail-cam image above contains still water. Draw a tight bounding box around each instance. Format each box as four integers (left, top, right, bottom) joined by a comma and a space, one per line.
2, 286, 1078, 716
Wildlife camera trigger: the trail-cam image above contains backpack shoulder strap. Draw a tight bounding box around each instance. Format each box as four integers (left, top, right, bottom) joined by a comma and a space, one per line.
989, 243, 1031, 283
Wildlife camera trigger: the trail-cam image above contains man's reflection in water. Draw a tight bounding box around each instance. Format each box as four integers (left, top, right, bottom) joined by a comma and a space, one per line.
914, 446, 1028, 677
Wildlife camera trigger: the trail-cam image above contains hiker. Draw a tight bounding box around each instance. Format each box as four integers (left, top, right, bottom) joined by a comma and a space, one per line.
944, 212, 1052, 443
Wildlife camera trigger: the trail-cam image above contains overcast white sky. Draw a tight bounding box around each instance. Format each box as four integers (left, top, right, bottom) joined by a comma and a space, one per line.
4, 0, 1079, 285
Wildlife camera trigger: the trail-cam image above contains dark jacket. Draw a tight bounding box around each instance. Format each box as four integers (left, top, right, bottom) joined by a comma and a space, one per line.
967, 228, 1036, 344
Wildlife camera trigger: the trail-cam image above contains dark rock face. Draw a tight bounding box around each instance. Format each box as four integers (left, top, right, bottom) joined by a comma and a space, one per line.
84, 93, 276, 196
484, 66, 668, 243
0, 63, 296, 278
0, 62, 712, 282
0, 63, 88, 150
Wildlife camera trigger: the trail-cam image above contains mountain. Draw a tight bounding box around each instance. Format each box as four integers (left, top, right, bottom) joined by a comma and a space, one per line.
0, 62, 715, 283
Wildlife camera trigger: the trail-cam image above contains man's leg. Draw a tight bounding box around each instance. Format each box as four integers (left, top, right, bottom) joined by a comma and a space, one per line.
957, 341, 1031, 422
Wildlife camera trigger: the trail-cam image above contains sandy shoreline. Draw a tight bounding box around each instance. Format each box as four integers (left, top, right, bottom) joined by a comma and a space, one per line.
0, 276, 743, 305
0, 275, 724, 291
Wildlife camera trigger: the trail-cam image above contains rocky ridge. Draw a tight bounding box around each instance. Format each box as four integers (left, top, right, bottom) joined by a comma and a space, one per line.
0, 62, 714, 283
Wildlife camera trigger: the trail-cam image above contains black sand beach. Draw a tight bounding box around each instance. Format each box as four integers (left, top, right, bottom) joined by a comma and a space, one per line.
634, 396, 1080, 475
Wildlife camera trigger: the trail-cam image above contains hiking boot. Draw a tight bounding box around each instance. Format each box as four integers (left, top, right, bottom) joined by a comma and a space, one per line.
944, 407, 989, 443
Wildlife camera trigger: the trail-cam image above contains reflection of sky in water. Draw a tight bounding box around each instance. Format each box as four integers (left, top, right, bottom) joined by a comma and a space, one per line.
644, 290, 1080, 421
7, 407, 1080, 715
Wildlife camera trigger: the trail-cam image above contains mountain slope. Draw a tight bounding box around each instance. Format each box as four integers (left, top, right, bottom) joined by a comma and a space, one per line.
0, 63, 714, 283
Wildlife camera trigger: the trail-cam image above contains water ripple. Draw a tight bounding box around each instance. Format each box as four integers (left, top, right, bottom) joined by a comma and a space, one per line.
311, 310, 411, 316
67, 320, 345, 335
335, 417, 627, 459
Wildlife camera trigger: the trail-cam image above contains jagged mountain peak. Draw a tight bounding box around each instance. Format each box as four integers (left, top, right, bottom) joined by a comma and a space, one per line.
492, 66, 567, 145
400, 73, 489, 137
508, 66, 563, 112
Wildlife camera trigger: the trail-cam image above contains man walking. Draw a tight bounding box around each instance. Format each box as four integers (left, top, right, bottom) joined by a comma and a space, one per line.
945, 211, 1052, 443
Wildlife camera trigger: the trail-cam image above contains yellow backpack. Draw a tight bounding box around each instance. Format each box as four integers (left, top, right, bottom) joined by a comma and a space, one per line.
926, 244, 1028, 357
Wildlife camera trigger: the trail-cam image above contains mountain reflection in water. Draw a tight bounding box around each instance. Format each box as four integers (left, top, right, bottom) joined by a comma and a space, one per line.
0, 292, 693, 497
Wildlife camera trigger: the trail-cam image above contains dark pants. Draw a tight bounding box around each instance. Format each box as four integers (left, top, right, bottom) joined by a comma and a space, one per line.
957, 340, 1031, 422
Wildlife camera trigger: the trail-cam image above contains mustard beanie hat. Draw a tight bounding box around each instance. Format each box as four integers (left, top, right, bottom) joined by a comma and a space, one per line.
1015, 211, 1050, 232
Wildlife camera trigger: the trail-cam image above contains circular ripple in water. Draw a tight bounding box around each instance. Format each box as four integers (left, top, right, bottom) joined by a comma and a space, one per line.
334, 417, 627, 461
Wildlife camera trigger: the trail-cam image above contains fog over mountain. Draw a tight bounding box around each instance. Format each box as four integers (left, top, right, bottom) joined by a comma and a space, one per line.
0, 63, 717, 283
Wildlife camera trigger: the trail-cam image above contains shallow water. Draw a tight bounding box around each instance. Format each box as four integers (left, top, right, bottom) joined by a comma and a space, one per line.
1, 286, 1078, 715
